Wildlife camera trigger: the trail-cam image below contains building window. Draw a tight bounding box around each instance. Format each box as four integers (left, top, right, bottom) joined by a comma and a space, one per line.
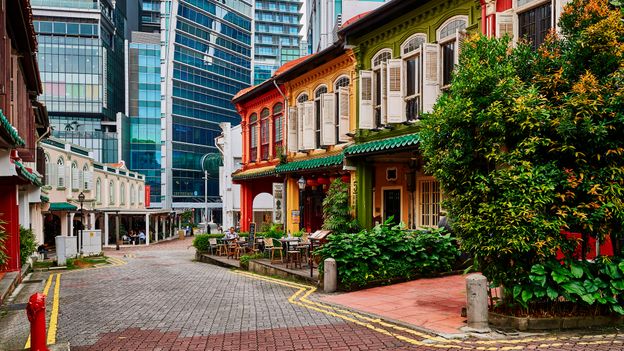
518, 3, 552, 50
139, 186, 143, 204
402, 34, 427, 121
130, 185, 135, 205
297, 93, 308, 104
273, 103, 283, 156
260, 108, 270, 160
314, 85, 328, 148
120, 183, 126, 205
71, 162, 79, 190
437, 17, 467, 88
57, 157, 65, 188
334, 76, 350, 144
249, 113, 258, 162
109, 181, 115, 205
372, 49, 392, 128
44, 153, 51, 185
82, 164, 89, 190
419, 179, 441, 228
96, 178, 101, 203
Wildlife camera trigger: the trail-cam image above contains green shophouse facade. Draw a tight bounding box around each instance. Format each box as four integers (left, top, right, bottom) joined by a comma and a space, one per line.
340, 0, 481, 229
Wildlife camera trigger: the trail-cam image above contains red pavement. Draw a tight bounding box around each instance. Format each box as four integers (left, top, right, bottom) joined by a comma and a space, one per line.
321, 274, 468, 335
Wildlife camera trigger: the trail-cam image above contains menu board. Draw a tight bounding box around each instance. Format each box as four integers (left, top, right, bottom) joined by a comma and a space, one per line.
249, 222, 256, 244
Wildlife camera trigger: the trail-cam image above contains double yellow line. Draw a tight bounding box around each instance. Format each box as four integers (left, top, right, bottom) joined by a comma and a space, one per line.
24, 273, 62, 348
233, 271, 624, 350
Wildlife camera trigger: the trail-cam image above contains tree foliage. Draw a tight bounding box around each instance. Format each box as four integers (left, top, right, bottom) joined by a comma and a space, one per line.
420, 0, 624, 289
322, 179, 359, 234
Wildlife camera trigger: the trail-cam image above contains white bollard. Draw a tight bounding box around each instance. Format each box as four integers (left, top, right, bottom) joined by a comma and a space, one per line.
465, 273, 490, 331
324, 258, 338, 293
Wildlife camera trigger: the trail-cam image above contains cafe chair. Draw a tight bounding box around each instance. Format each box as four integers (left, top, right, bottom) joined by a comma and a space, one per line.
265, 238, 283, 264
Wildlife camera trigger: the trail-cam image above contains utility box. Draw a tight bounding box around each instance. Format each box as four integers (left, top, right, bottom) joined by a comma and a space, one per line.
81, 230, 102, 256
55, 236, 77, 266
178, 229, 185, 240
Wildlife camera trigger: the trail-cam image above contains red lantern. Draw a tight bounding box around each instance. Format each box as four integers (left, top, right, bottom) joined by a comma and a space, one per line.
306, 179, 318, 187
317, 177, 329, 185
341, 175, 350, 183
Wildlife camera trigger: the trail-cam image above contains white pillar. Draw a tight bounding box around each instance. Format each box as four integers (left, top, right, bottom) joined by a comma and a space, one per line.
89, 212, 96, 230
155, 216, 159, 243
161, 217, 166, 239
104, 212, 109, 246
69, 212, 75, 236
145, 213, 150, 245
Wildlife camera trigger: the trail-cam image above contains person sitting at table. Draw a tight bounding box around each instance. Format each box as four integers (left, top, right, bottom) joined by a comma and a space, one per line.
225, 227, 239, 240
138, 230, 146, 244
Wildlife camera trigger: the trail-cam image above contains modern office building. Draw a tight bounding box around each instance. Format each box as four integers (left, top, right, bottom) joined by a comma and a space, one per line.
140, 0, 161, 33
125, 31, 162, 207
161, 0, 253, 219
306, 0, 388, 53
253, 0, 303, 84
32, 0, 127, 163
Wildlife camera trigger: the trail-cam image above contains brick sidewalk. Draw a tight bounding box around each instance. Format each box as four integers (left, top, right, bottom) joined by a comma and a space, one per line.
321, 274, 467, 334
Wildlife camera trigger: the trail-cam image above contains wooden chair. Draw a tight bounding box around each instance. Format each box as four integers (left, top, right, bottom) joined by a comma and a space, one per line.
296, 233, 310, 266
286, 244, 302, 269
227, 241, 240, 259
215, 239, 228, 256
208, 238, 220, 255
264, 238, 283, 264
253, 238, 263, 254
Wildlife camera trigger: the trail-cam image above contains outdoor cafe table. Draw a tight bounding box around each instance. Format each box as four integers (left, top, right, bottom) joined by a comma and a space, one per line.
278, 238, 301, 264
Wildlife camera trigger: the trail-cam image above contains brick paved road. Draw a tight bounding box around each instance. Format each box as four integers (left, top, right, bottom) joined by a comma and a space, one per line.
33, 239, 624, 350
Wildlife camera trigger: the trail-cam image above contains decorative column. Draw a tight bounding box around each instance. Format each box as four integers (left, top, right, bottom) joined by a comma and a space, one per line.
69, 212, 75, 236
145, 213, 150, 245
154, 216, 159, 243
104, 212, 109, 245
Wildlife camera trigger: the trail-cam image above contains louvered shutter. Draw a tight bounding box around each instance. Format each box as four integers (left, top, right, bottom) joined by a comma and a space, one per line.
338, 87, 350, 142
496, 13, 515, 40
297, 103, 304, 151
321, 93, 336, 146
288, 106, 298, 152
421, 43, 440, 113
85, 171, 92, 191
302, 101, 315, 150
454, 30, 467, 65
380, 62, 388, 125
49, 164, 57, 187
386, 59, 405, 123
359, 70, 374, 129
72, 167, 79, 190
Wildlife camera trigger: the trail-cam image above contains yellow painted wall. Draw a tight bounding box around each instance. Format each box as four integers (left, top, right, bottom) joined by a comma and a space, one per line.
285, 176, 301, 234
373, 163, 411, 225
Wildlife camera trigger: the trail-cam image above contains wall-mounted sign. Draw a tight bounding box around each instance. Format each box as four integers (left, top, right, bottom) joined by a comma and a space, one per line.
291, 210, 300, 224
273, 183, 284, 223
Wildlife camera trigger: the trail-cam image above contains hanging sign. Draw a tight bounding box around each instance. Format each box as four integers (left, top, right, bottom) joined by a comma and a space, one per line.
272, 183, 284, 223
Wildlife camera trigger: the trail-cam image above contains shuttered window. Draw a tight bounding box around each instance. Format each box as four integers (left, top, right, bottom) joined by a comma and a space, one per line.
419, 179, 441, 228
56, 157, 65, 187
519, 3, 552, 50
334, 77, 350, 143
260, 108, 270, 160
273, 103, 283, 157
314, 86, 328, 149
249, 113, 258, 162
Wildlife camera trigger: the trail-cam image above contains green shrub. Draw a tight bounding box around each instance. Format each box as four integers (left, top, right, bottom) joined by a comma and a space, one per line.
0, 219, 7, 267
20, 226, 37, 266
239, 253, 266, 270
322, 179, 359, 234
315, 220, 460, 290
192, 234, 212, 252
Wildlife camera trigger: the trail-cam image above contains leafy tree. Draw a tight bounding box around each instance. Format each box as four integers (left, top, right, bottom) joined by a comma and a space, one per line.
20, 226, 37, 266
420, 0, 624, 291
322, 179, 359, 234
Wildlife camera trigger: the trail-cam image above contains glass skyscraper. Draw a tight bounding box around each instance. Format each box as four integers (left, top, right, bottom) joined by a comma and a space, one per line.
161, 0, 253, 215
140, 0, 161, 32
32, 0, 126, 163
254, 0, 303, 84
126, 32, 162, 206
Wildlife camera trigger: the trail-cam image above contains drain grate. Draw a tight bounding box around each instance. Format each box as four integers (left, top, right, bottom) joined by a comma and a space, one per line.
3, 302, 27, 311
23, 279, 44, 284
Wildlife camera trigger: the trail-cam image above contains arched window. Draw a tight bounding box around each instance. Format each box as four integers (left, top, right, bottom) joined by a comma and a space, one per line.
109, 180, 115, 205
249, 113, 258, 162
71, 162, 79, 190
437, 16, 468, 87
272, 103, 283, 156
95, 178, 101, 203
314, 85, 328, 148
82, 164, 89, 190
334, 76, 350, 89
139, 186, 144, 204
334, 76, 350, 144
120, 182, 126, 205
130, 184, 135, 205
260, 108, 270, 160
44, 153, 51, 185
401, 33, 428, 121
57, 157, 65, 188
372, 49, 392, 128
401, 33, 427, 55
297, 93, 309, 103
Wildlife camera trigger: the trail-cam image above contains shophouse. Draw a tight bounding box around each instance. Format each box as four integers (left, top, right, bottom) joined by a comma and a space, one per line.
340, 0, 481, 229
0, 0, 49, 273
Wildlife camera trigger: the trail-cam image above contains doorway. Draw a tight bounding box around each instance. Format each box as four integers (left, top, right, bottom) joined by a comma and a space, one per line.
383, 188, 401, 225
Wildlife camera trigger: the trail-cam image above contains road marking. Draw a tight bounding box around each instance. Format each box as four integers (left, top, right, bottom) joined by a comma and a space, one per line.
24, 273, 57, 349
47, 273, 61, 345
233, 270, 624, 350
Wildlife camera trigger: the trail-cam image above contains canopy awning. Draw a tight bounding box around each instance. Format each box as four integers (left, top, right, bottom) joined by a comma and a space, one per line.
48, 202, 78, 211
275, 152, 344, 174
344, 133, 420, 157
232, 165, 278, 181
14, 160, 42, 187
0, 109, 25, 147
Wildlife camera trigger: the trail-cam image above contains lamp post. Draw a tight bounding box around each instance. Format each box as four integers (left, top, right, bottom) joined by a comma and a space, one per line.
78, 192, 85, 254
297, 176, 305, 231
200, 153, 210, 227
115, 210, 120, 250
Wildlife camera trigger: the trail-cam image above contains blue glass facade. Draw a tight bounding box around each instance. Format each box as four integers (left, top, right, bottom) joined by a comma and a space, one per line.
254, 0, 303, 84
162, 0, 252, 208
141, 0, 161, 32
33, 0, 126, 163
127, 38, 162, 205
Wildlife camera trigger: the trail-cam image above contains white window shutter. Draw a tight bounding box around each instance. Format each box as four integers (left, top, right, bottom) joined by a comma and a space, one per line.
321, 93, 336, 146
85, 171, 92, 191
359, 70, 374, 129
50, 164, 57, 187
338, 87, 350, 142
455, 30, 467, 66
386, 59, 405, 123
302, 101, 315, 150
421, 43, 440, 114
297, 103, 304, 151
287, 106, 298, 152
64, 166, 70, 188
72, 168, 79, 190
380, 62, 388, 125
496, 13, 515, 40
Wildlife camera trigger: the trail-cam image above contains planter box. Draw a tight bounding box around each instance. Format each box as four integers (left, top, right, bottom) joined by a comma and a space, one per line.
489, 312, 624, 331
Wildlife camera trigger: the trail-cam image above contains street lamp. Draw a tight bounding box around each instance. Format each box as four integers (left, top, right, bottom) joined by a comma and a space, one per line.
78, 192, 85, 254
297, 176, 305, 231
200, 153, 211, 227
114, 210, 120, 251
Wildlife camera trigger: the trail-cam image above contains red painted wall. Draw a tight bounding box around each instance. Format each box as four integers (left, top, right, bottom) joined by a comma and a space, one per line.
0, 184, 20, 272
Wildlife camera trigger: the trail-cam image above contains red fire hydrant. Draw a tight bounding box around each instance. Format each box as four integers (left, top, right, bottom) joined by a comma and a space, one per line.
26, 293, 48, 351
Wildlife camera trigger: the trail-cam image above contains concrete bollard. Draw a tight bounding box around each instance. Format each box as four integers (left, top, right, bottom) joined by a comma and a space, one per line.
466, 273, 490, 331
324, 258, 337, 293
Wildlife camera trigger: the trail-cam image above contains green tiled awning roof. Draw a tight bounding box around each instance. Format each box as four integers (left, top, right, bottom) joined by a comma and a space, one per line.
14, 161, 42, 187
232, 166, 278, 181
0, 109, 25, 147
344, 133, 420, 156
49, 202, 77, 211
276, 152, 344, 174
